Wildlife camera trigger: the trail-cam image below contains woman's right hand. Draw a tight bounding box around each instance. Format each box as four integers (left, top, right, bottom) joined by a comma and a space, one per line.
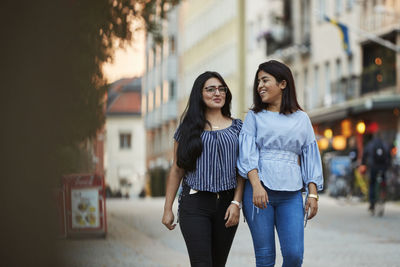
162, 209, 176, 230
252, 183, 269, 209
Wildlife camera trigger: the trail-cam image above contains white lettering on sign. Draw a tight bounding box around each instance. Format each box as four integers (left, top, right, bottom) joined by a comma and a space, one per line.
74, 175, 95, 186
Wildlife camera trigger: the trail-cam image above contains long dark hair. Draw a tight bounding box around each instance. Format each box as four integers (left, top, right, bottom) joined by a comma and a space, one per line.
177, 71, 232, 172
252, 60, 302, 114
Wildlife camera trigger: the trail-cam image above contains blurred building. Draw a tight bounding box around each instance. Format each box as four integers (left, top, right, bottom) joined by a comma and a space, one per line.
105, 77, 146, 198
252, 0, 400, 159
178, 0, 246, 118
245, 0, 295, 108
142, 6, 179, 196
142, 0, 400, 195
142, 0, 247, 195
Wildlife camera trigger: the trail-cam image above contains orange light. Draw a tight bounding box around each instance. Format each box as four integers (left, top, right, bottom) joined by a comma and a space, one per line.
356, 121, 366, 134
391, 147, 397, 157
377, 74, 383, 82
394, 108, 399, 116
341, 119, 352, 137
318, 138, 329, 150
375, 57, 382, 65
324, 129, 333, 139
332, 135, 347, 151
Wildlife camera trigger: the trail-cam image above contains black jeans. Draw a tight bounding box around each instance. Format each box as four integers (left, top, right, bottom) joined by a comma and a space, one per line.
369, 166, 386, 209
178, 184, 238, 267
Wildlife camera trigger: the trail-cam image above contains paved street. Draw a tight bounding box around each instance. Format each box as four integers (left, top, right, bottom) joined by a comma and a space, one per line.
58, 195, 400, 267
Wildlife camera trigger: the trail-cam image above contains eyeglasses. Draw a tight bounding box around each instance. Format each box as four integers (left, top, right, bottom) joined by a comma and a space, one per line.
203, 86, 228, 94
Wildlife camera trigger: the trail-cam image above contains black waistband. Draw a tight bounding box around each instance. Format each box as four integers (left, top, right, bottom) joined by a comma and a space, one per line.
181, 181, 235, 196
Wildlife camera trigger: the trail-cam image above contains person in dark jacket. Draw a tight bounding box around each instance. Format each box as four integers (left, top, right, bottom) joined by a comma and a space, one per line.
361, 132, 391, 213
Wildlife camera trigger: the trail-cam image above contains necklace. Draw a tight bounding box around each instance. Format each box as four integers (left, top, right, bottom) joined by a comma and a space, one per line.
212, 125, 220, 129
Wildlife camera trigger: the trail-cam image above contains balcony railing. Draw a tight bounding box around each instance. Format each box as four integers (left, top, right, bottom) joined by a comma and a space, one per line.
330, 75, 361, 105
161, 99, 178, 123
263, 25, 294, 56
361, 11, 400, 33
361, 65, 396, 95
145, 99, 178, 129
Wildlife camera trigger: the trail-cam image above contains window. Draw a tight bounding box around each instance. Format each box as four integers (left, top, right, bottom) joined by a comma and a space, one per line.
155, 85, 161, 108
148, 48, 154, 70
247, 22, 255, 51
312, 65, 319, 108
142, 94, 147, 114
153, 46, 156, 67
301, 0, 311, 44
119, 133, 131, 149
163, 37, 169, 58
318, 0, 326, 22
148, 91, 154, 111
156, 45, 161, 65
324, 62, 331, 105
335, 0, 342, 16
336, 58, 342, 80
347, 55, 353, 76
169, 35, 175, 55
169, 80, 176, 99
163, 80, 169, 103
303, 68, 308, 109
346, 0, 354, 11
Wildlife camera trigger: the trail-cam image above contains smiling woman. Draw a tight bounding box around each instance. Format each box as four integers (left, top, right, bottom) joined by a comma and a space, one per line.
256, 70, 287, 111
162, 71, 245, 266
238, 60, 324, 267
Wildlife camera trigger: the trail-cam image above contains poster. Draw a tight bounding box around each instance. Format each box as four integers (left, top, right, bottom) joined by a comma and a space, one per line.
71, 188, 100, 228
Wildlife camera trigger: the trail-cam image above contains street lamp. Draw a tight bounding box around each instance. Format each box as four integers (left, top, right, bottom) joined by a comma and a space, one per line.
324, 128, 333, 139
356, 121, 366, 134
355, 120, 366, 162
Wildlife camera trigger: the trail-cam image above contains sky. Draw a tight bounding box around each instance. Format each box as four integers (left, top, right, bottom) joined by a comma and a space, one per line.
102, 25, 145, 84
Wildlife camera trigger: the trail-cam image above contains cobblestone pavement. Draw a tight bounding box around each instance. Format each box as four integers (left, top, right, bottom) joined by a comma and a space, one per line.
58, 195, 400, 267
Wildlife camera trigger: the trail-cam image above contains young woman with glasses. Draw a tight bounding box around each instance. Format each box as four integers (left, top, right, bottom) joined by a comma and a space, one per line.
162, 71, 245, 266
237, 60, 324, 267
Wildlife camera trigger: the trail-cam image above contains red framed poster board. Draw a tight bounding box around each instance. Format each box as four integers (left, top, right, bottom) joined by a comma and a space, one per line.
62, 173, 107, 237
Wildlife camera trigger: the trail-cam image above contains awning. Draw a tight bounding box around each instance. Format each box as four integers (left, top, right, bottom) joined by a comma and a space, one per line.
307, 93, 400, 124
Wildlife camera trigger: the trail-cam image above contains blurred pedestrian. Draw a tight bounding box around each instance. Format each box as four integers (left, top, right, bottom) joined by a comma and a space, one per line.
361, 132, 391, 214
237, 60, 324, 267
347, 136, 359, 196
162, 71, 245, 267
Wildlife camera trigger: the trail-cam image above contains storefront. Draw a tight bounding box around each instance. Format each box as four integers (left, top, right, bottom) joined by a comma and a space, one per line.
309, 94, 400, 158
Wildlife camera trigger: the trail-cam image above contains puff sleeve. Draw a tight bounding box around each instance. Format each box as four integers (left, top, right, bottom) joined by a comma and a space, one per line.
300, 115, 324, 191
237, 111, 260, 179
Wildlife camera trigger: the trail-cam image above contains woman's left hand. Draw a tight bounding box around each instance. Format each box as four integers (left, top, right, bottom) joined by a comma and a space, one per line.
224, 204, 240, 228
305, 197, 318, 220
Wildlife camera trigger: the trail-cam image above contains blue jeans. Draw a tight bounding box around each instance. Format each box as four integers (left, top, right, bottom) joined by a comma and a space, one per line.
243, 180, 304, 267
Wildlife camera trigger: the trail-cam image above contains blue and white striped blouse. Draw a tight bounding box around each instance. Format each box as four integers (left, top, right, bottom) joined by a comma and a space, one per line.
237, 110, 323, 191
174, 119, 243, 193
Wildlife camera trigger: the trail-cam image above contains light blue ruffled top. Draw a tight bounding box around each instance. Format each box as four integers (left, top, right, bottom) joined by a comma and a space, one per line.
237, 109, 324, 191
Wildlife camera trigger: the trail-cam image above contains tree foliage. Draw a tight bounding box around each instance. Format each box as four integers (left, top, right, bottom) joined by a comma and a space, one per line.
1, 0, 180, 265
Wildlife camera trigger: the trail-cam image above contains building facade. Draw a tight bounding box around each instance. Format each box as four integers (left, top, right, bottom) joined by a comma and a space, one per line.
105, 78, 146, 197
178, 0, 246, 118
143, 0, 400, 195
248, 0, 400, 162
142, 6, 180, 196
142, 0, 247, 195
